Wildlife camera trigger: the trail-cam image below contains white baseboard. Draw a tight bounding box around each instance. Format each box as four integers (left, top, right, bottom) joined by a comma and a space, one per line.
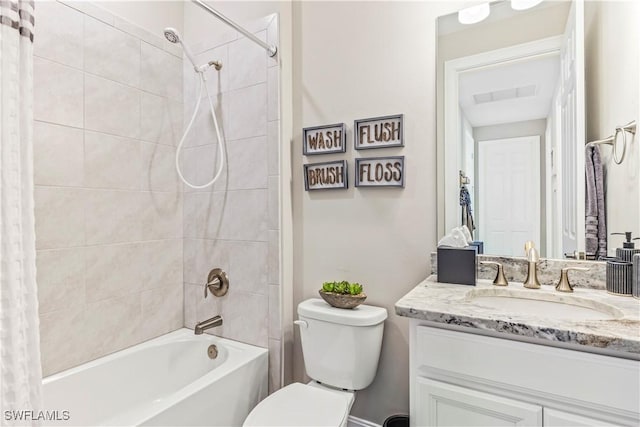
347, 415, 382, 427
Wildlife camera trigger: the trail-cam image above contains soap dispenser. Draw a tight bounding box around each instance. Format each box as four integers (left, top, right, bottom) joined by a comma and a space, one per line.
612, 232, 640, 262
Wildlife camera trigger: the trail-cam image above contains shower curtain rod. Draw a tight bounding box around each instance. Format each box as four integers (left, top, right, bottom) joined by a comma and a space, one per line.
191, 0, 278, 57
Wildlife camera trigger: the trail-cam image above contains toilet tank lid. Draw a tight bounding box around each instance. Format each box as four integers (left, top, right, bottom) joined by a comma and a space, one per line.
298, 299, 387, 326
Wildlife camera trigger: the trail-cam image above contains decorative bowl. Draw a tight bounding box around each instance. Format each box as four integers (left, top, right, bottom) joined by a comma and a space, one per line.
318, 290, 367, 309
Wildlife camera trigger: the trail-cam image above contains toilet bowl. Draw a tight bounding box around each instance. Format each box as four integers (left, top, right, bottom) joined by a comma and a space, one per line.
243, 382, 354, 427
243, 298, 387, 427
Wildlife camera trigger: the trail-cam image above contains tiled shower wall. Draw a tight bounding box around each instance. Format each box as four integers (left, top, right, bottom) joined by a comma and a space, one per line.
181, 15, 282, 391
33, 1, 184, 376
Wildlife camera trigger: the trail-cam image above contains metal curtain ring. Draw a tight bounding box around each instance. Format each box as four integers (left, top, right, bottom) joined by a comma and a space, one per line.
612, 127, 626, 165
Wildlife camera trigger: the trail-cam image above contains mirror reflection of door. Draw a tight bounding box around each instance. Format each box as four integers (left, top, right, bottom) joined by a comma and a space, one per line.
477, 136, 540, 256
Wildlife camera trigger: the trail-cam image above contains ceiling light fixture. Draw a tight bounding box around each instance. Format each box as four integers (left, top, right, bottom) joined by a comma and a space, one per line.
511, 0, 544, 11
458, 3, 491, 25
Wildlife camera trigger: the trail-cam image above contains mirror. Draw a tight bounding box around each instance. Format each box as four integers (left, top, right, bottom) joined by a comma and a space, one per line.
437, 0, 639, 259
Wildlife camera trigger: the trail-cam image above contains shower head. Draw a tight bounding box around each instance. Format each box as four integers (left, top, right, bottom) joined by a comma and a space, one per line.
164, 28, 181, 44
163, 27, 199, 71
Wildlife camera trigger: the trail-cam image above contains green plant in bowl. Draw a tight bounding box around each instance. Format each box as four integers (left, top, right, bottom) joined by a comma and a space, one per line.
318, 280, 366, 309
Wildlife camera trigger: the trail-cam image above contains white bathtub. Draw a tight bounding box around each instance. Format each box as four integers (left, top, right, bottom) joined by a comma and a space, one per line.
42, 328, 268, 426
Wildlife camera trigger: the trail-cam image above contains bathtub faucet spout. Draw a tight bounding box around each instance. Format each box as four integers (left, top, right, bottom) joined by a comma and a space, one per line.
194, 315, 223, 335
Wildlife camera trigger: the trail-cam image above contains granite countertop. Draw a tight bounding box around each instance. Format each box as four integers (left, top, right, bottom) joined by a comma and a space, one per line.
396, 275, 640, 358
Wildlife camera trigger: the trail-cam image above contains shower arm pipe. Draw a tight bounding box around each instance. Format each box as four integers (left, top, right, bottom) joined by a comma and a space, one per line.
191, 0, 278, 57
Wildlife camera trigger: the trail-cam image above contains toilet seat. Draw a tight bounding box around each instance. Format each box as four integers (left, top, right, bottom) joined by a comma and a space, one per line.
243, 382, 354, 427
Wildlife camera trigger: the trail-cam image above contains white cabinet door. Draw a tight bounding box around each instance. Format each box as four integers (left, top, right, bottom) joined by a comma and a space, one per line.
544, 408, 619, 427
416, 377, 542, 427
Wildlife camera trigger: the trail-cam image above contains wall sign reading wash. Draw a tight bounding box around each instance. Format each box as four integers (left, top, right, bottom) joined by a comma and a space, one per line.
354, 114, 403, 150
304, 160, 348, 191
303, 123, 346, 155
355, 156, 404, 188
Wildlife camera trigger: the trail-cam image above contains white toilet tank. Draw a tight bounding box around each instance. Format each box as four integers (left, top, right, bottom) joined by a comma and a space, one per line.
296, 299, 387, 391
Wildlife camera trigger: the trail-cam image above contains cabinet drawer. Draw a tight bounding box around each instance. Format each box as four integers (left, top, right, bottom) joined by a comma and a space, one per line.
416, 377, 543, 426
414, 325, 640, 415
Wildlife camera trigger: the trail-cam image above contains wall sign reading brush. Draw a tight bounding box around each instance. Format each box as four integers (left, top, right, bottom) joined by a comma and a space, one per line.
304, 160, 348, 191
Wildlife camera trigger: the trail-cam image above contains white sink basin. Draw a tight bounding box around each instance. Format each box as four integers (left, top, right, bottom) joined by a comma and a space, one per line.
465, 288, 624, 321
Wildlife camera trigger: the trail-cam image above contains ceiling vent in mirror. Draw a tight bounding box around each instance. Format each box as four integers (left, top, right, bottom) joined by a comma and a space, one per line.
473, 84, 537, 105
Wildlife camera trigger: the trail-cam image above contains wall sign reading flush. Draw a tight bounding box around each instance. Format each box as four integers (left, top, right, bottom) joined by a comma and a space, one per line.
303, 123, 346, 155
356, 156, 404, 188
304, 160, 348, 191
354, 114, 403, 150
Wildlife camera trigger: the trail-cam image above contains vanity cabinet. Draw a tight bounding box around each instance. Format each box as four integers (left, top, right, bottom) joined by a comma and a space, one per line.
410, 323, 640, 427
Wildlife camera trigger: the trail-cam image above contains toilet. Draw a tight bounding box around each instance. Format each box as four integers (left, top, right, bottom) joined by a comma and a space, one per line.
243, 298, 387, 427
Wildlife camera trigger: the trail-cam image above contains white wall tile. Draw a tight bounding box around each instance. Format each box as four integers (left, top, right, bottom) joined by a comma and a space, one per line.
268, 176, 279, 230
187, 97, 224, 149
194, 45, 228, 96
141, 142, 180, 192
205, 190, 268, 241
76, 2, 115, 26
267, 120, 280, 176
164, 40, 183, 58
140, 284, 183, 339
34, 1, 83, 69
34, 187, 85, 249
178, 146, 207, 192
228, 31, 267, 91
84, 15, 141, 87
139, 192, 182, 241
84, 131, 141, 190
193, 144, 227, 192
140, 42, 183, 101
267, 66, 280, 121
35, 1, 189, 377
34, 57, 84, 128
268, 230, 280, 285
141, 239, 183, 288
84, 190, 143, 245
182, 192, 201, 239
140, 92, 183, 146
84, 294, 143, 360
183, 238, 231, 285
268, 285, 281, 339
183, 284, 199, 329
208, 291, 268, 347
85, 74, 141, 139
268, 338, 281, 393
224, 84, 267, 140
36, 248, 85, 314
40, 307, 87, 376
229, 241, 268, 295
84, 243, 145, 303
34, 121, 84, 187
113, 16, 164, 50
226, 136, 268, 190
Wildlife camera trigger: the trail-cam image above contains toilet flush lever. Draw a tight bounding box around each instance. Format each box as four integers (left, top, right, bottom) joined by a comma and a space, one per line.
294, 320, 308, 329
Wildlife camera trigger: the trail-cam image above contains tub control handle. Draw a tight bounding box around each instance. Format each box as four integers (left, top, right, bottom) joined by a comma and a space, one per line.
204, 268, 229, 298
294, 320, 308, 329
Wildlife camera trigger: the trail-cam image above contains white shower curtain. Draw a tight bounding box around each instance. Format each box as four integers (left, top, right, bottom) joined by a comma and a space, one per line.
0, 1, 42, 425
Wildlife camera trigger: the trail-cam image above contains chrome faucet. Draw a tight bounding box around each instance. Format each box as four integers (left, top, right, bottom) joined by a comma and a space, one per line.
194, 315, 223, 335
523, 241, 541, 289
